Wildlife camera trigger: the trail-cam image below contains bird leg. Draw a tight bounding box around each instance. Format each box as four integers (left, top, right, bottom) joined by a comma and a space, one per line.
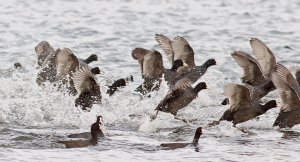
207, 120, 221, 127
174, 116, 188, 123
233, 125, 250, 134
174, 116, 198, 123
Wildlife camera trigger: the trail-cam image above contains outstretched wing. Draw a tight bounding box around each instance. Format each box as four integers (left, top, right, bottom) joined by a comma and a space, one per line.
55, 48, 79, 80
224, 83, 253, 112
232, 51, 266, 85
132, 48, 151, 77
142, 50, 164, 80
73, 64, 97, 94
272, 64, 300, 112
155, 78, 192, 111
172, 36, 195, 67
250, 38, 276, 78
155, 33, 174, 66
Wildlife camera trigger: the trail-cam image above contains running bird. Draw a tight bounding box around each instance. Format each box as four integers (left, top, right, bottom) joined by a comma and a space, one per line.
36, 42, 99, 85
210, 83, 277, 127
35, 41, 56, 67
106, 75, 133, 96
73, 64, 102, 109
155, 34, 216, 85
222, 51, 275, 105
151, 78, 207, 122
222, 37, 277, 105
132, 48, 183, 95
272, 64, 300, 128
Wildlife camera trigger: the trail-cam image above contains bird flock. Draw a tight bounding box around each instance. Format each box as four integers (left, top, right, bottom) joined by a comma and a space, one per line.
4, 34, 300, 149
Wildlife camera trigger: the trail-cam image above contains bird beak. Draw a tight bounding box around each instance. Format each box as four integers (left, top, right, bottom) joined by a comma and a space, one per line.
183, 62, 188, 66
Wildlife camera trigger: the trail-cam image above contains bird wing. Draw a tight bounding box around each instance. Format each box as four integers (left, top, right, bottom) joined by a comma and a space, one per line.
250, 38, 276, 78
155, 33, 174, 66
232, 51, 266, 85
172, 36, 195, 67
142, 50, 164, 80
224, 83, 253, 112
289, 66, 300, 86
73, 63, 96, 94
155, 78, 192, 111
132, 48, 151, 77
55, 48, 79, 80
272, 64, 300, 112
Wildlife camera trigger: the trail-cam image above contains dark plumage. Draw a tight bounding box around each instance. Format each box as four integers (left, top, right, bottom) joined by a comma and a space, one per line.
214, 83, 277, 126
14, 63, 22, 69
160, 127, 202, 150
83, 54, 98, 64
58, 116, 104, 148
73, 64, 102, 110
106, 75, 133, 96
35, 41, 57, 84
132, 48, 183, 95
151, 79, 207, 121
35, 41, 55, 67
272, 64, 300, 128
173, 59, 216, 85
35, 43, 99, 86
155, 34, 216, 86
221, 38, 277, 105
91, 67, 101, 75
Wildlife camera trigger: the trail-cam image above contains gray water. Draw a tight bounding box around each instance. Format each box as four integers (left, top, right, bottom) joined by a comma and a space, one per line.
1, 0, 300, 161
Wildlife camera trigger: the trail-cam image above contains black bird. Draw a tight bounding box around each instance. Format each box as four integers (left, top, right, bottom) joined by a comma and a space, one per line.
58, 116, 105, 148
272, 64, 300, 128
106, 75, 133, 96
132, 48, 183, 95
221, 38, 277, 105
155, 34, 216, 85
36, 43, 99, 86
210, 83, 277, 127
160, 127, 202, 150
73, 64, 102, 110
151, 79, 207, 122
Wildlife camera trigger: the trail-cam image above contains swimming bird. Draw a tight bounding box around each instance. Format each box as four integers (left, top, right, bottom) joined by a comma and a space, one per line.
210, 83, 277, 127
272, 64, 300, 128
151, 78, 207, 122
73, 64, 102, 109
58, 116, 104, 148
106, 75, 133, 96
132, 48, 183, 95
155, 34, 216, 85
160, 127, 202, 150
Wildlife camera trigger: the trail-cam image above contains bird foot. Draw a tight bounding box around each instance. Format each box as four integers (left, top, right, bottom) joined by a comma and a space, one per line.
174, 117, 197, 123
207, 120, 221, 127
